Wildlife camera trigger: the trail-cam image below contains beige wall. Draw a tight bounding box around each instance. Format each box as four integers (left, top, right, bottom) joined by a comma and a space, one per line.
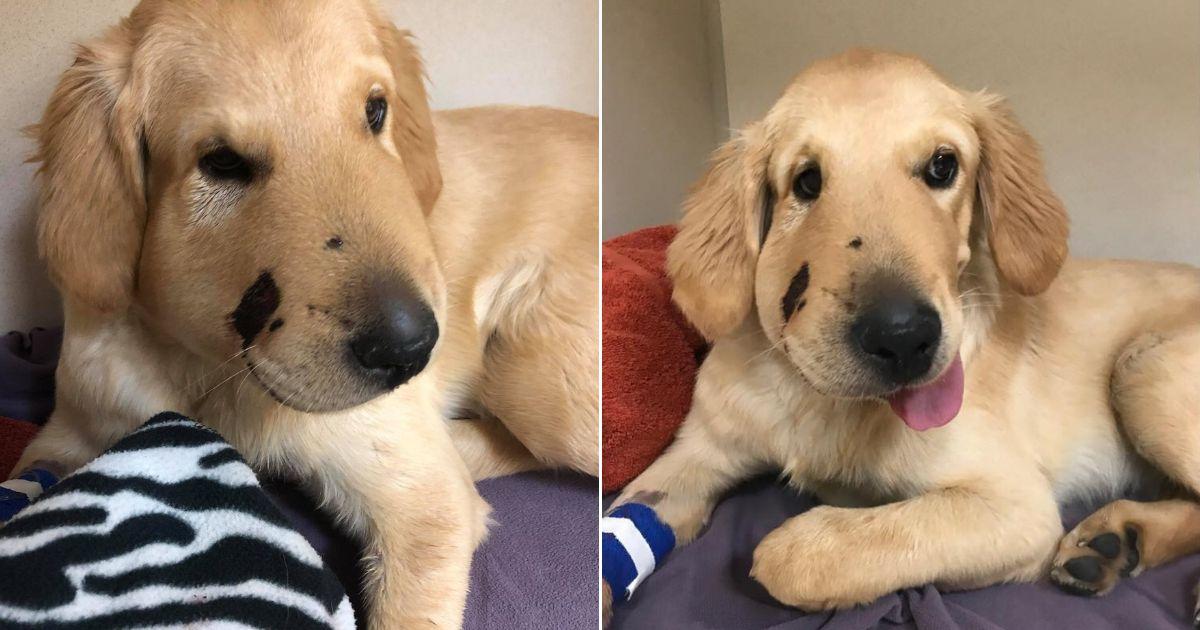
718, 0, 1200, 265
0, 0, 598, 330
0, 1, 142, 332
602, 0, 726, 238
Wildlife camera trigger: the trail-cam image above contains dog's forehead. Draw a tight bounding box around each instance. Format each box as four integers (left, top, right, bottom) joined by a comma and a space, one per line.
767, 52, 974, 168
790, 55, 960, 119
789, 49, 948, 94
141, 0, 389, 99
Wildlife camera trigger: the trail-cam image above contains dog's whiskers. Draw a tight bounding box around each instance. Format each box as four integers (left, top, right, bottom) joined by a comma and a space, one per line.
196, 362, 255, 401
743, 336, 789, 367
234, 357, 268, 403
191, 345, 258, 400
276, 372, 305, 409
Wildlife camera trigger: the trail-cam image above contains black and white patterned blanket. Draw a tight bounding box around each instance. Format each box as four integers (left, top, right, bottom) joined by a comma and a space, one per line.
0, 412, 354, 629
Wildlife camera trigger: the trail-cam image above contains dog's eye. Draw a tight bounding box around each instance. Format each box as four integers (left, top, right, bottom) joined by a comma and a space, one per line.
199, 147, 252, 183
792, 166, 822, 201
923, 151, 958, 188
366, 97, 388, 134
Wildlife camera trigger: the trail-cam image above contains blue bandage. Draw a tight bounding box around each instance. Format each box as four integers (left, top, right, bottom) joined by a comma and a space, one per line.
0, 467, 59, 523
602, 503, 675, 603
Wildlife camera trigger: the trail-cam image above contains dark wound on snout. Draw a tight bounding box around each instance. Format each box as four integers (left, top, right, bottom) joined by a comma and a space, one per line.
782, 263, 810, 321
230, 271, 281, 349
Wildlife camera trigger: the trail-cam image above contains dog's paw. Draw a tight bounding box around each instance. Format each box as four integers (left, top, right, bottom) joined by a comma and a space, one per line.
750, 509, 880, 610
1050, 503, 1142, 597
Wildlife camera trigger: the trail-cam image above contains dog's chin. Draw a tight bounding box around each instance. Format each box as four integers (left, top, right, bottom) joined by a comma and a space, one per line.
782, 345, 880, 400
244, 358, 392, 414
798, 373, 885, 400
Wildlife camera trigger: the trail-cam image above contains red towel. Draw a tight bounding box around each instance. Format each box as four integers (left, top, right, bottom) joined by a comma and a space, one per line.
602, 225, 706, 493
0, 418, 38, 476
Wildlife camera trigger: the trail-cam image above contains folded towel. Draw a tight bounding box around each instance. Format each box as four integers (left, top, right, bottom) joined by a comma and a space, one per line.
0, 412, 354, 629
602, 225, 706, 493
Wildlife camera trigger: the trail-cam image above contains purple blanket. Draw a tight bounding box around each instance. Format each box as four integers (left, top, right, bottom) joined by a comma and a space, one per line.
610, 477, 1196, 629
1, 328, 598, 630
272, 471, 598, 630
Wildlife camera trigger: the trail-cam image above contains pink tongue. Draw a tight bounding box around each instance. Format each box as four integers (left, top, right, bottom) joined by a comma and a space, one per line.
886, 355, 964, 431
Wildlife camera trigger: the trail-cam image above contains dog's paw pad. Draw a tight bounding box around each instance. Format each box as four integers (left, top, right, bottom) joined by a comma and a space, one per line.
1086, 532, 1121, 559
1051, 525, 1141, 597
1064, 556, 1103, 583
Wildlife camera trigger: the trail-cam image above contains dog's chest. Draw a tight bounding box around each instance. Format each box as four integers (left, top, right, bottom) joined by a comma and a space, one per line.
1051, 428, 1151, 504
776, 405, 937, 504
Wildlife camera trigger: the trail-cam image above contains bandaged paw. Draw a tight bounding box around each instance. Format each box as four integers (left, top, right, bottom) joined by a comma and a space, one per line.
0, 466, 59, 523
601, 503, 675, 603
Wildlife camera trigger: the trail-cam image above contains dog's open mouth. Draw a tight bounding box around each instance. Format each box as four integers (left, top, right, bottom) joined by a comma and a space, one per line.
885, 355, 964, 431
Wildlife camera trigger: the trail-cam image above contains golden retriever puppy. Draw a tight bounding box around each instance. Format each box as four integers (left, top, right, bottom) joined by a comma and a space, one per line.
13, 0, 597, 627
609, 49, 1200, 620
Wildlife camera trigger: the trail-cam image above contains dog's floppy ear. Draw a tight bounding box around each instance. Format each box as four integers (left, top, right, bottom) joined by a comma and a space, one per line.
33, 22, 144, 314
667, 124, 771, 340
970, 93, 1069, 296
374, 21, 442, 214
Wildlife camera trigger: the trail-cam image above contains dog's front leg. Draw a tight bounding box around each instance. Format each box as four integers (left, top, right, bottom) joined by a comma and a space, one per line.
751, 478, 1062, 610
604, 418, 765, 622
290, 410, 490, 629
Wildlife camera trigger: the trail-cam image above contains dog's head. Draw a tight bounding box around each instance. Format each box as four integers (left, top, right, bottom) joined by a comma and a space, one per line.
668, 49, 1068, 430
34, 0, 445, 412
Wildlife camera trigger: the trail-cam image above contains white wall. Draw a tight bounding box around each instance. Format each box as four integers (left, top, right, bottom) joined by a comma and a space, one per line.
0, 0, 598, 330
0, 2, 142, 332
601, 0, 726, 238
386, 0, 598, 116
717, 0, 1200, 266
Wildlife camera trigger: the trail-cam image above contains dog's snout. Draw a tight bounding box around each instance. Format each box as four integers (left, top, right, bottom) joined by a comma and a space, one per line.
349, 280, 439, 389
851, 297, 940, 384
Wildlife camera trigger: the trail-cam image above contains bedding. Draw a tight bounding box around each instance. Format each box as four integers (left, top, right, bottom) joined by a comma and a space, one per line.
0, 413, 355, 629
0, 328, 58, 422
607, 478, 1197, 629
0, 327, 598, 630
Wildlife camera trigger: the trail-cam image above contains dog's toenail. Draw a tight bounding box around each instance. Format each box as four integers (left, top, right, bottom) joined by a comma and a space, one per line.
1121, 527, 1140, 575
1064, 556, 1103, 583
1087, 533, 1121, 559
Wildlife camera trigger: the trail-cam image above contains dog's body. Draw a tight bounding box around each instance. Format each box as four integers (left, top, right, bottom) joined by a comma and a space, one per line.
14, 2, 597, 628
611, 50, 1200, 619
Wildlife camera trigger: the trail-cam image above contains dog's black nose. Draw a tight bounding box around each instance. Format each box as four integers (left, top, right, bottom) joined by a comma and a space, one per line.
851, 297, 940, 384
349, 280, 438, 389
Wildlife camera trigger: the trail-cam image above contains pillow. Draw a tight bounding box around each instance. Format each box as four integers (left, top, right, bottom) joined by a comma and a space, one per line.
602, 225, 706, 493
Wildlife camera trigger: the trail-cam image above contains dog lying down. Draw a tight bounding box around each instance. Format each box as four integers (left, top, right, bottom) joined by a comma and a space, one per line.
14, 0, 598, 628
605, 49, 1200, 625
